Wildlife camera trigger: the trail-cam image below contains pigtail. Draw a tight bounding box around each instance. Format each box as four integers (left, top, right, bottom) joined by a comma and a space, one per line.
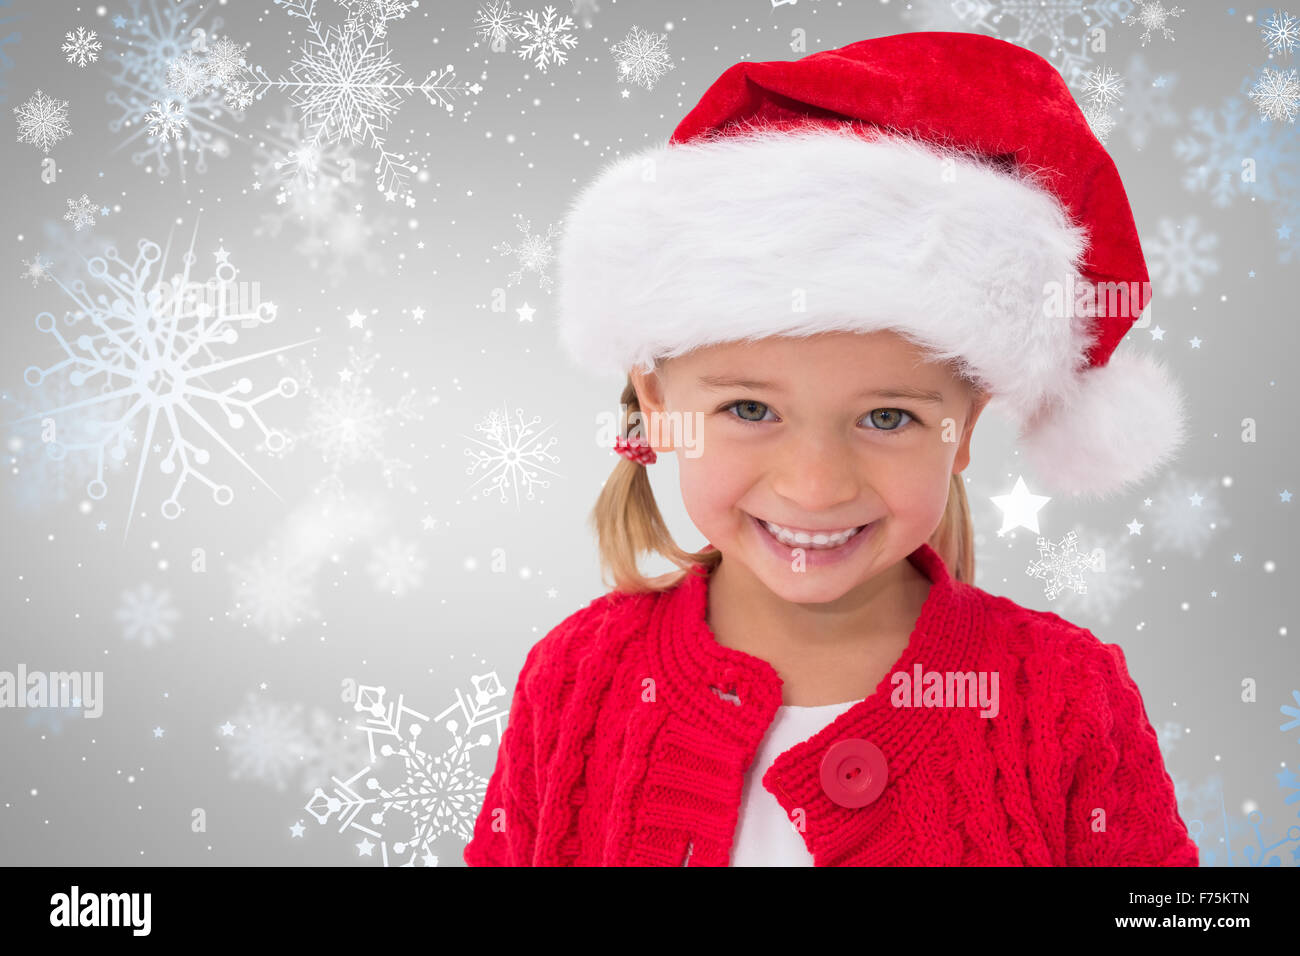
928, 473, 976, 585
588, 375, 721, 594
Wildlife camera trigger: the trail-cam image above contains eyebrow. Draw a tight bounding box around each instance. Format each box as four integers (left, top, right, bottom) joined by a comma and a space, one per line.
696, 375, 946, 404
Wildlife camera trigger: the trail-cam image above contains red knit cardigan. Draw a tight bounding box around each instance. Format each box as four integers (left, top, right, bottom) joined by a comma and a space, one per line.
463, 542, 1199, 866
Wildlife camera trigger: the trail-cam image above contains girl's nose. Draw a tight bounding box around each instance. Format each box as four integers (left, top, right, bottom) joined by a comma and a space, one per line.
767, 433, 861, 513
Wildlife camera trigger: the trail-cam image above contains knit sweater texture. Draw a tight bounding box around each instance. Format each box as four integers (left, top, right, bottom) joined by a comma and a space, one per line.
463, 541, 1199, 866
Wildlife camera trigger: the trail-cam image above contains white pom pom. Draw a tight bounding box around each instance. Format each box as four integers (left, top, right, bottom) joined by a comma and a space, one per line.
1018, 347, 1190, 501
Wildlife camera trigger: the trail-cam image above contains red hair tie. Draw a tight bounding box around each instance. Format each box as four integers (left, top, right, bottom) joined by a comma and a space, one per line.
614, 434, 657, 465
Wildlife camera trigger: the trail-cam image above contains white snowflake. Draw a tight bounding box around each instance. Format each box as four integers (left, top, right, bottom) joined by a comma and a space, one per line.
144, 99, 189, 140
116, 582, 181, 647
203, 36, 247, 84
230, 485, 386, 642
1124, 0, 1184, 46
1144, 215, 1219, 297
272, 333, 431, 489
511, 5, 578, 73
13, 230, 303, 536
234, 2, 480, 201
1024, 531, 1103, 600
334, 0, 417, 37
20, 253, 53, 286
1082, 102, 1117, 144
1261, 9, 1300, 57
14, 89, 72, 153
1146, 472, 1229, 559
367, 536, 426, 596
473, 0, 522, 47
463, 405, 562, 506
304, 679, 506, 865
222, 79, 255, 112
1248, 67, 1299, 124
1081, 64, 1124, 109
1040, 526, 1141, 627
611, 25, 674, 91
493, 213, 560, 291
166, 50, 211, 98
61, 27, 102, 67
62, 194, 96, 231
224, 694, 314, 791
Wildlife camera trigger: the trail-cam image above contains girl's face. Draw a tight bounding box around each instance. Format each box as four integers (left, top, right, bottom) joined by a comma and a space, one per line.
630, 330, 990, 605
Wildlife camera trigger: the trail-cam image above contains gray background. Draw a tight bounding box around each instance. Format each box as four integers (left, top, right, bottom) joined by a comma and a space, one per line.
0, 0, 1296, 866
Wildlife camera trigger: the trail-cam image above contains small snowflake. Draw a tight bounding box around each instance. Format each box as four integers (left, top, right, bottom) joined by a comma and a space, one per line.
223, 80, 255, 112
611, 24, 675, 91
62, 194, 96, 231
1081, 65, 1124, 109
493, 213, 560, 291
145, 99, 189, 140
116, 582, 181, 647
1082, 103, 1117, 144
464, 405, 562, 506
367, 536, 427, 596
167, 50, 211, 98
1144, 215, 1219, 296
1025, 531, 1102, 600
204, 36, 248, 84
14, 89, 72, 154
1248, 67, 1299, 124
1123, 0, 1185, 46
473, 0, 523, 47
1262, 10, 1300, 58
61, 27, 102, 67
20, 253, 53, 286
510, 5, 578, 73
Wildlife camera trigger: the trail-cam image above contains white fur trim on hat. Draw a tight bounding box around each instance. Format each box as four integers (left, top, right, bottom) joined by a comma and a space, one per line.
555, 124, 1185, 498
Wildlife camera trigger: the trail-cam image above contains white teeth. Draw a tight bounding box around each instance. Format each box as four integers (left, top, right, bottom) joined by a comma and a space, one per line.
760, 518, 866, 550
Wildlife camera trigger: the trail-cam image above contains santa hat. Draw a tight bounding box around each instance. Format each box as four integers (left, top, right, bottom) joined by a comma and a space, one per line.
554, 31, 1188, 500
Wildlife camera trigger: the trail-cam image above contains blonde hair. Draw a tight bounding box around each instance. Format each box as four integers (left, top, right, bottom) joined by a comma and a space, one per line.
588, 372, 978, 594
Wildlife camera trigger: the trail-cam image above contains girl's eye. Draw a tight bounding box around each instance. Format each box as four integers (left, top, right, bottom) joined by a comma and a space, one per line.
720, 401, 917, 435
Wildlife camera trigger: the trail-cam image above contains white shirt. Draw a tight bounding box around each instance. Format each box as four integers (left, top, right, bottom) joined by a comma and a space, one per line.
729, 698, 864, 866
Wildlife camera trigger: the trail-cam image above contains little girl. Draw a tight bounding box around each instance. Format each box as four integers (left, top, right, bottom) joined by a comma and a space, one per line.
464, 32, 1197, 866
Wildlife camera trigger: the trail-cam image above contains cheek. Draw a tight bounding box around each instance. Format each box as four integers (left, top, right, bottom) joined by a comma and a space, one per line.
677, 433, 752, 515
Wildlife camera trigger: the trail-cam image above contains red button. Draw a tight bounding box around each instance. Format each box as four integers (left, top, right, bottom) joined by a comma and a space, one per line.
819, 739, 888, 808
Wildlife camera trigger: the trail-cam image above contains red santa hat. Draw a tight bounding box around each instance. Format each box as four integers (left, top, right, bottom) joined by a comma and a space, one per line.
554, 31, 1188, 500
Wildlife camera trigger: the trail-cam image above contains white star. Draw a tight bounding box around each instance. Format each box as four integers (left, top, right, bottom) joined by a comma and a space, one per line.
214, 246, 230, 265
356, 838, 375, 856
516, 302, 536, 323
347, 309, 366, 328
990, 475, 1052, 535
1126, 518, 1144, 534
421, 515, 437, 530
1189, 336, 1202, 348
152, 726, 164, 738
1149, 325, 1166, 341
1188, 492, 1204, 507
411, 306, 425, 322
290, 821, 305, 838
219, 721, 235, 736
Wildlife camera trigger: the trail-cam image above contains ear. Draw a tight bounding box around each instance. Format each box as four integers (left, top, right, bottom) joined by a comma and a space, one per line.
953, 390, 991, 475
627, 366, 673, 454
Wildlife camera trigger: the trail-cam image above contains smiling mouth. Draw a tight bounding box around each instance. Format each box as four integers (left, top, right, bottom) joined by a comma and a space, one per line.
747, 512, 872, 550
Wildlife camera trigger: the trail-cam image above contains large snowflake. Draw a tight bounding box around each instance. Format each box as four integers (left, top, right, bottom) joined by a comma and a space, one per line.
1035, 525, 1141, 627
304, 678, 506, 865
463, 404, 562, 506
14, 88, 72, 153
611, 25, 674, 91
8, 228, 306, 537
233, 0, 481, 202
473, 1, 523, 47
1249, 67, 1299, 124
